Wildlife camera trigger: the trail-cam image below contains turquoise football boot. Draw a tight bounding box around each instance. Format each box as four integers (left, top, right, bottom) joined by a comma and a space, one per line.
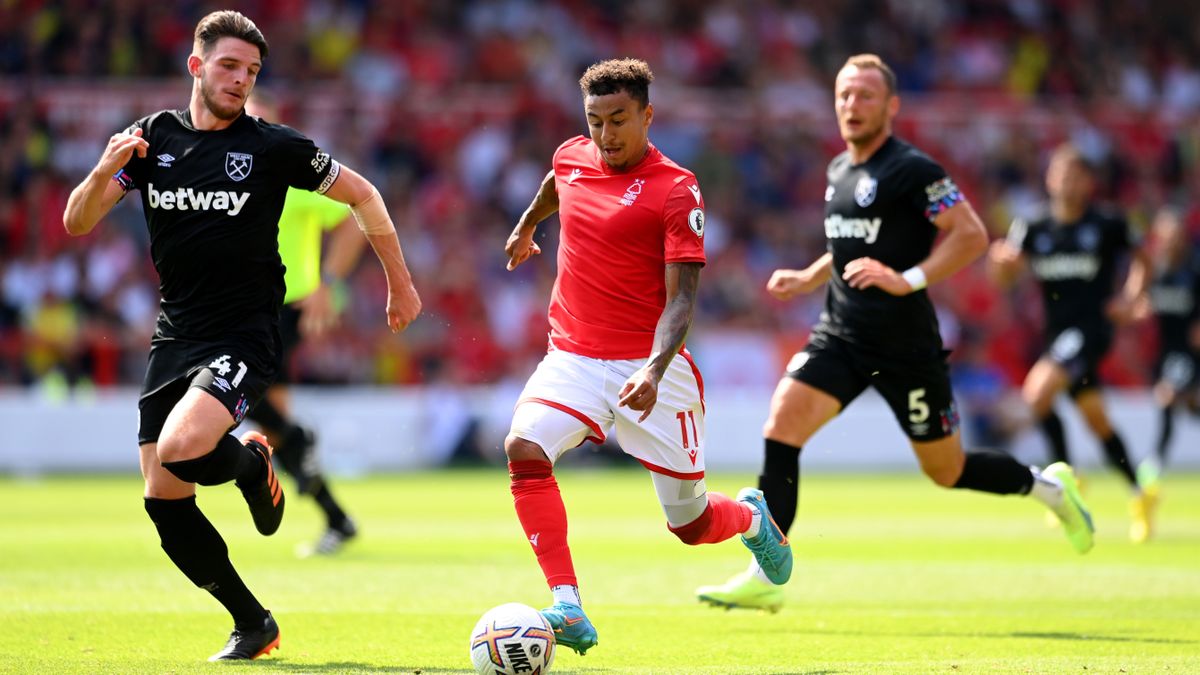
736, 488, 793, 584
539, 602, 598, 655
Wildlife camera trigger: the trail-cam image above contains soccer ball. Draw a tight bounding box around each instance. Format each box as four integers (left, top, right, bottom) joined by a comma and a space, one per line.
469, 602, 556, 675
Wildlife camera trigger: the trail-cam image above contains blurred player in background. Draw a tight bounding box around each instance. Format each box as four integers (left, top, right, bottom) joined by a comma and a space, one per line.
245, 93, 364, 557
61, 10, 420, 661
501, 58, 791, 655
696, 54, 1094, 613
988, 144, 1152, 542
1137, 206, 1200, 484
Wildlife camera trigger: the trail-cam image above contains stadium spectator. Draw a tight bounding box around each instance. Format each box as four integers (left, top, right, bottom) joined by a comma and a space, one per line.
2, 2, 1199, 403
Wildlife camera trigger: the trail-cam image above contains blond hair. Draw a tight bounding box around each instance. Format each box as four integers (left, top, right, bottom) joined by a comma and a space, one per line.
841, 54, 896, 95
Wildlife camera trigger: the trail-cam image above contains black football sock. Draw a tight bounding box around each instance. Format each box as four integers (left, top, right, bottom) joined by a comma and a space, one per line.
263, 422, 345, 526
1156, 406, 1173, 464
758, 438, 801, 534
162, 434, 264, 487
145, 497, 268, 626
953, 450, 1035, 494
1037, 411, 1069, 465
312, 483, 350, 531
1100, 432, 1138, 487
246, 395, 287, 432
272, 424, 316, 490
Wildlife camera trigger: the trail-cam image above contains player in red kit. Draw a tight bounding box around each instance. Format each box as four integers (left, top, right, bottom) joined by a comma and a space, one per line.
502, 59, 792, 655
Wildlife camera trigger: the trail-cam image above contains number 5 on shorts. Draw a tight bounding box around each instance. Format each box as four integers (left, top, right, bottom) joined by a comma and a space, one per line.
908, 388, 929, 424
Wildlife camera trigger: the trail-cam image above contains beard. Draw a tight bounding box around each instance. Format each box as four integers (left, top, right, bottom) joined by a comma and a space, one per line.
199, 76, 244, 121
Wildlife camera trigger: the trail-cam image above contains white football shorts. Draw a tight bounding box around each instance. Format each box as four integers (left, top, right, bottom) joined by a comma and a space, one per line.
510, 348, 707, 478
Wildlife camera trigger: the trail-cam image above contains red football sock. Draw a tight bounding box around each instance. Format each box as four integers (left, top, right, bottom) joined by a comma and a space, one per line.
509, 459, 577, 587
668, 491, 752, 545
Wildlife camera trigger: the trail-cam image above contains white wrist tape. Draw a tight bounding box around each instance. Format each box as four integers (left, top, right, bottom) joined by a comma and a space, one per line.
902, 266, 927, 292
350, 186, 395, 235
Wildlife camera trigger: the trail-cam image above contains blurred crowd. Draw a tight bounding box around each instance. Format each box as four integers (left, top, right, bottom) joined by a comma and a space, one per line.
3, 1, 1200, 434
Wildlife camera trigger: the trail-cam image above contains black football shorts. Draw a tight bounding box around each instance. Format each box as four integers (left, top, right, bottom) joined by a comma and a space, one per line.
786, 330, 960, 442
137, 337, 278, 444
1156, 349, 1199, 392
1042, 325, 1111, 397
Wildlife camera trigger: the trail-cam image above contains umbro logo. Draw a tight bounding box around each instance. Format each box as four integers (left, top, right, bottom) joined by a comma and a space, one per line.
157, 153, 175, 168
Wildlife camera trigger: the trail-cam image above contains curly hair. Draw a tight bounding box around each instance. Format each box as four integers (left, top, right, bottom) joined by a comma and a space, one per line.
578, 58, 654, 108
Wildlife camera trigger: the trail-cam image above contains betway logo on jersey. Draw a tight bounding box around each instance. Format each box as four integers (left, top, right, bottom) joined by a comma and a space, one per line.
146, 183, 250, 216
1031, 253, 1100, 281
824, 214, 882, 244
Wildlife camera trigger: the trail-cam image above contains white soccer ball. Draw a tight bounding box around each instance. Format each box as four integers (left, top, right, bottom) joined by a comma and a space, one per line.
469, 602, 556, 675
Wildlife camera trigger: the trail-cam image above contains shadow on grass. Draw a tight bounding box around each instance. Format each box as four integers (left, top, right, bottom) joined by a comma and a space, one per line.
757, 625, 1196, 646
1007, 631, 1195, 645
257, 662, 467, 673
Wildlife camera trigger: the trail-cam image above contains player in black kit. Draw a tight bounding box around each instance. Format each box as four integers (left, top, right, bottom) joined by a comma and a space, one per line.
988, 144, 1152, 542
697, 54, 1094, 612
1137, 207, 1200, 484
62, 11, 421, 661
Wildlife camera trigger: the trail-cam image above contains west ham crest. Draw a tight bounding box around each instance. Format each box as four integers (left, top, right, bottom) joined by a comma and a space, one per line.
854, 175, 877, 207
225, 152, 253, 181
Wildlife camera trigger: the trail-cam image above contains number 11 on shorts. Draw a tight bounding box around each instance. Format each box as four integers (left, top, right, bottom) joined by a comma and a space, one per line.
676, 410, 698, 449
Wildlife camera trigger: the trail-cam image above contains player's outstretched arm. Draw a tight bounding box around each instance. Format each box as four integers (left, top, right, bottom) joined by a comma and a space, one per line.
323, 165, 421, 333
986, 217, 1028, 289
986, 242, 1025, 289
63, 128, 149, 236
921, 200, 991, 284
506, 170, 558, 271
767, 252, 833, 300
1108, 245, 1153, 324
297, 217, 367, 338
845, 201, 988, 295
618, 262, 701, 422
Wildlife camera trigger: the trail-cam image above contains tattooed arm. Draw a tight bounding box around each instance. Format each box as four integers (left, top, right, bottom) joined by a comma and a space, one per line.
617, 262, 702, 422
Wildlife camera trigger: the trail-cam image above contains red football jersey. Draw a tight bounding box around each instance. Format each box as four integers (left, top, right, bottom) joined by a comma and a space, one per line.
547, 136, 706, 359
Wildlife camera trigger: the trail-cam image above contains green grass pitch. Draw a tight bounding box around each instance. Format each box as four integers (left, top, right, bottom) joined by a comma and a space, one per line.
1, 469, 1198, 674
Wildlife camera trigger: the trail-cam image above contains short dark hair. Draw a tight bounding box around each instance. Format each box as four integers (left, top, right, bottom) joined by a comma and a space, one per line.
842, 54, 896, 95
1049, 142, 1096, 175
194, 10, 268, 59
579, 58, 654, 108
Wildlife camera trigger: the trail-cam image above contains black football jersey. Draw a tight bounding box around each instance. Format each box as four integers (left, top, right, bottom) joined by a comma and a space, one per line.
1149, 250, 1200, 353
817, 136, 964, 359
115, 109, 340, 341
1010, 206, 1132, 335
